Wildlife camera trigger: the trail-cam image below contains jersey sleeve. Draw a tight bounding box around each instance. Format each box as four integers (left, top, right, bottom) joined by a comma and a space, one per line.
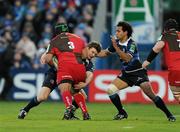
46, 39, 56, 54
107, 43, 116, 53
127, 42, 136, 57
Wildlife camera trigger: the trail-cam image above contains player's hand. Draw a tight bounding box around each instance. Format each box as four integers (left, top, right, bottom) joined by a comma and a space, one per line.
110, 36, 118, 50
74, 82, 87, 89
40, 52, 46, 64
110, 35, 116, 43
142, 60, 150, 69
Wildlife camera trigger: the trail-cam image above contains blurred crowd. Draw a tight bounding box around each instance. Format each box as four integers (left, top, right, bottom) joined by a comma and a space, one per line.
0, 0, 99, 70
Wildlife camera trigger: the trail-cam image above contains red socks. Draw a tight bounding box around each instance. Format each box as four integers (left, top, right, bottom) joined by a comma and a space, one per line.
61, 90, 88, 113
73, 93, 88, 113
61, 91, 72, 108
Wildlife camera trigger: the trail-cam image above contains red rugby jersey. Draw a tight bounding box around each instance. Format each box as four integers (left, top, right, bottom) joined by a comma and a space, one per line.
47, 33, 85, 65
160, 30, 180, 71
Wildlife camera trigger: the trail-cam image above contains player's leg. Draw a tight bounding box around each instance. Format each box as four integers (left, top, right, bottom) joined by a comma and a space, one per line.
18, 68, 56, 119
71, 87, 90, 120
72, 89, 87, 110
70, 64, 89, 120
170, 86, 180, 104
73, 92, 90, 120
107, 77, 129, 120
18, 87, 51, 119
59, 82, 73, 108
168, 71, 180, 103
140, 82, 176, 122
59, 82, 76, 120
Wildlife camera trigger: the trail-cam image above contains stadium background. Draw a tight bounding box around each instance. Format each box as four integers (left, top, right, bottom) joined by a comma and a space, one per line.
0, 0, 180, 104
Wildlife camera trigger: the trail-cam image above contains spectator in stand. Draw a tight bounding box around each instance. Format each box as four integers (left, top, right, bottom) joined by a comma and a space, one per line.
0, 30, 15, 100
33, 39, 50, 69
74, 23, 88, 43
22, 22, 38, 43
41, 23, 53, 40
16, 32, 37, 65
13, 0, 26, 24
57, 15, 67, 24
0, 0, 99, 69
3, 12, 14, 28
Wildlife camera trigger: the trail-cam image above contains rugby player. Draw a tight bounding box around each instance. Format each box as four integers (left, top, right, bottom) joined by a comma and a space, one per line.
98, 21, 176, 122
18, 23, 101, 120
143, 18, 180, 104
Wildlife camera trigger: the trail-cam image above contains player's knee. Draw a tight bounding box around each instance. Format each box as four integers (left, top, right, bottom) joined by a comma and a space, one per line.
80, 89, 88, 100
173, 93, 180, 103
106, 84, 119, 95
37, 94, 48, 101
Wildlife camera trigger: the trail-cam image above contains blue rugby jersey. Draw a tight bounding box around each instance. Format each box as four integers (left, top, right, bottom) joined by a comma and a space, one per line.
108, 38, 142, 72
83, 59, 94, 72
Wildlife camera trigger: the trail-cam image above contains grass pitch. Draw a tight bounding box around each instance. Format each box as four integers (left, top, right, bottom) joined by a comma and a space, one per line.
0, 101, 179, 132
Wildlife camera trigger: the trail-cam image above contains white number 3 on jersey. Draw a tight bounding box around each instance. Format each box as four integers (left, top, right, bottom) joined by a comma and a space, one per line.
68, 41, 75, 49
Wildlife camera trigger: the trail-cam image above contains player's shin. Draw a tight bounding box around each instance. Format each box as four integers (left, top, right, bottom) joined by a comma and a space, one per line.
23, 97, 41, 112
153, 96, 173, 117
61, 90, 73, 108
107, 84, 123, 112
73, 93, 88, 113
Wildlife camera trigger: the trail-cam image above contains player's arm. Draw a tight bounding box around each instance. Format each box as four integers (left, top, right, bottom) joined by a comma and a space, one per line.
85, 71, 94, 86
142, 40, 165, 68
111, 36, 132, 62
43, 53, 53, 64
97, 49, 111, 57
74, 71, 93, 89
40, 43, 56, 66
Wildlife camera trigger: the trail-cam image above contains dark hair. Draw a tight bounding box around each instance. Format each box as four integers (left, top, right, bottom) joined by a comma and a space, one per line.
117, 21, 133, 38
88, 41, 101, 53
164, 18, 179, 31
54, 23, 69, 35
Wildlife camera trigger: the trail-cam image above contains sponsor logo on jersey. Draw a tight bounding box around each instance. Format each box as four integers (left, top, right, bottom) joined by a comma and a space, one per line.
129, 44, 136, 53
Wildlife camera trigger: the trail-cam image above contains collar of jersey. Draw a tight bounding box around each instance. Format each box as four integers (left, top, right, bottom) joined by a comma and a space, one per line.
118, 37, 131, 46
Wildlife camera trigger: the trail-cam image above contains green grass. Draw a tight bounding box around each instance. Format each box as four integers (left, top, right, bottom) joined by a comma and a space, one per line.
0, 101, 179, 132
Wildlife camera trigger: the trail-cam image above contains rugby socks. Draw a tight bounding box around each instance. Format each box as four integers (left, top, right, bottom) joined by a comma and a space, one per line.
109, 93, 124, 113
72, 99, 79, 109
24, 97, 41, 112
61, 90, 72, 108
153, 96, 173, 117
73, 93, 87, 113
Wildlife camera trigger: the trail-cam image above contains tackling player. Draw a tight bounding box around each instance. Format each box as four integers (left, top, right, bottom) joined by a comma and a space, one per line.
142, 18, 180, 104
18, 23, 101, 120
18, 55, 94, 120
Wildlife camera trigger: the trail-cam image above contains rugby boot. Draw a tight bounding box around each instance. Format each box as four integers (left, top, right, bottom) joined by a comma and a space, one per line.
113, 109, 128, 120
18, 109, 28, 119
168, 115, 176, 122
62, 105, 79, 120
83, 112, 91, 120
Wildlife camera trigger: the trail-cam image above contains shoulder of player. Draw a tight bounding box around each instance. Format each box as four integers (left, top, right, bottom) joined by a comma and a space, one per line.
128, 38, 137, 46
51, 35, 59, 41
67, 33, 81, 39
50, 35, 60, 44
